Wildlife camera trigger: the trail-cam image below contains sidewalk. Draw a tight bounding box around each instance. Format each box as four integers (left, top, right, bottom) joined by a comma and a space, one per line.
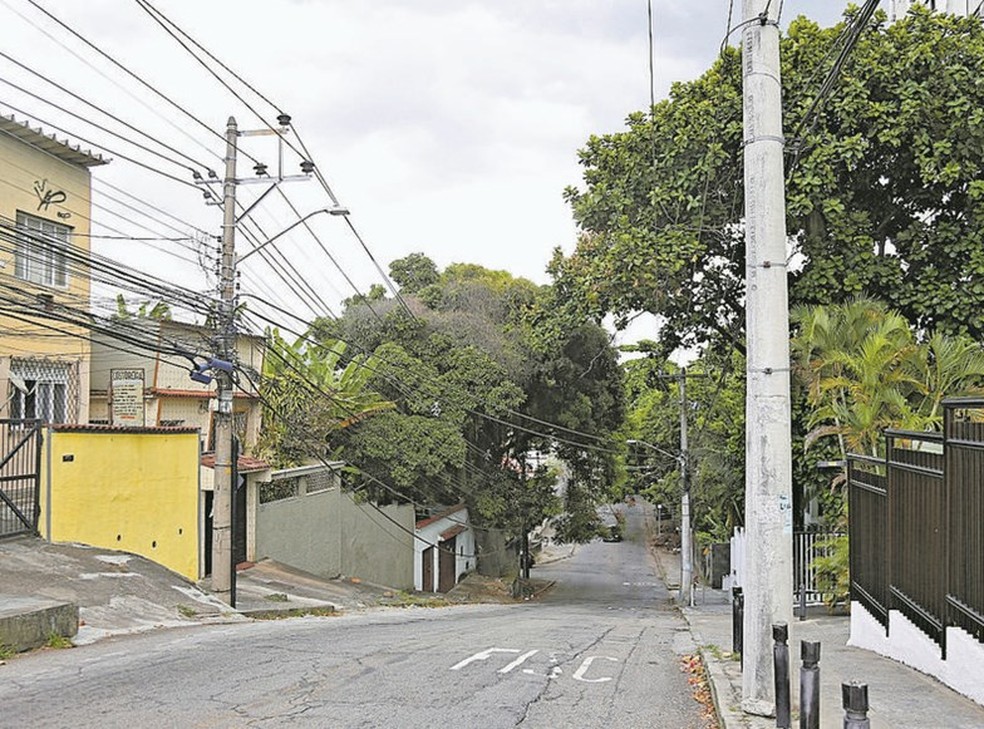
0, 536, 544, 654
652, 547, 984, 729
0, 537, 397, 651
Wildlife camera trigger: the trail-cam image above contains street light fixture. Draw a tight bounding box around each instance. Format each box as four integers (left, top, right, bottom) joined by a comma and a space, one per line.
627, 438, 682, 464
236, 206, 350, 263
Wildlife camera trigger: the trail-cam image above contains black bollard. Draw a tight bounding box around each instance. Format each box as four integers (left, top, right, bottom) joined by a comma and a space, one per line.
799, 640, 821, 729
842, 682, 870, 729
732, 587, 744, 666
799, 582, 807, 621
773, 623, 791, 729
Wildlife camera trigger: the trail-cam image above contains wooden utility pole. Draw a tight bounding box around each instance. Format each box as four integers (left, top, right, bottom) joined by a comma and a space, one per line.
741, 0, 794, 716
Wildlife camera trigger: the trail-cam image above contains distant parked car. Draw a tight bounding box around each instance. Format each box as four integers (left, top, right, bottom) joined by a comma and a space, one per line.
602, 525, 623, 543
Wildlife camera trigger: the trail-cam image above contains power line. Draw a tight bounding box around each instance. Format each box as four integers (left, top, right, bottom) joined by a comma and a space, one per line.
0, 217, 217, 315
132, 0, 283, 115
17, 0, 260, 166
0, 51, 213, 174
786, 0, 881, 176
126, 0, 419, 322
271, 185, 385, 323
0, 98, 201, 191
0, 164, 209, 270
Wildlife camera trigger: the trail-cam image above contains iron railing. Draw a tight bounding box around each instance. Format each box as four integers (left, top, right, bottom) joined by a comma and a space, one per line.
848, 398, 984, 656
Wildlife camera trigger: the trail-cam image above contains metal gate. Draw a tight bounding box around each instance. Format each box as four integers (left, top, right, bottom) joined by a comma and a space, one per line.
0, 419, 42, 538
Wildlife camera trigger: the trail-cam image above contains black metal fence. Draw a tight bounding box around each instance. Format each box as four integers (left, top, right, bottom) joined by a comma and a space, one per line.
0, 419, 43, 538
848, 398, 984, 656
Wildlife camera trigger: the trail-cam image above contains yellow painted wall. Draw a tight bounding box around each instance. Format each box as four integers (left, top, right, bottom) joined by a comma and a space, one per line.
40, 428, 201, 580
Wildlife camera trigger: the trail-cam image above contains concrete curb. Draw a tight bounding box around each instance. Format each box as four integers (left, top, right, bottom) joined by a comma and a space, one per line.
697, 646, 748, 729
535, 544, 578, 565
681, 609, 766, 729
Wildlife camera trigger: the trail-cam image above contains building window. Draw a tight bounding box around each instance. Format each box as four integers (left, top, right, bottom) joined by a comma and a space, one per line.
8, 360, 71, 423
15, 211, 70, 288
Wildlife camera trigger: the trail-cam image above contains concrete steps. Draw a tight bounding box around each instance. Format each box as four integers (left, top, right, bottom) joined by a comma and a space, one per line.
0, 595, 78, 653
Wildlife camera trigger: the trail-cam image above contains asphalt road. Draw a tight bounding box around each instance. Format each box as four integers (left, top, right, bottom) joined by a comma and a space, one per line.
1, 502, 707, 728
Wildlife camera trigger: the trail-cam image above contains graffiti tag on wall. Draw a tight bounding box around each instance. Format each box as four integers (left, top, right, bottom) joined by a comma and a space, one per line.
33, 178, 67, 212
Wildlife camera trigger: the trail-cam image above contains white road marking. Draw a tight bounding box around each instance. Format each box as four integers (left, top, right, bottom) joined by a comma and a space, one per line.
522, 665, 562, 678
450, 648, 521, 671
572, 656, 618, 683
498, 650, 539, 673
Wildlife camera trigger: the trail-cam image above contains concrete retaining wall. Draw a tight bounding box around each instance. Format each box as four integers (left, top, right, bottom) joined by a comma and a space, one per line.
253, 471, 414, 589
849, 601, 984, 707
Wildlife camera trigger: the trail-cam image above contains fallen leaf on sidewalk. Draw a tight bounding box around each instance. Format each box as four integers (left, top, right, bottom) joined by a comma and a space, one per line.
680, 653, 720, 729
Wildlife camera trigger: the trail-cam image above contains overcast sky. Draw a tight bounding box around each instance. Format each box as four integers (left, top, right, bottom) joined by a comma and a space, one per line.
0, 0, 846, 332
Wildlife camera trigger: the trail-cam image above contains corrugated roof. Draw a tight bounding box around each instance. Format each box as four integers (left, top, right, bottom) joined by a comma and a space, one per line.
0, 113, 108, 168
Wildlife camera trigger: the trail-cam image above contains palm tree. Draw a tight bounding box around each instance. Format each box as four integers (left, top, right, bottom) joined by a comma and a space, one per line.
792, 298, 984, 458
258, 328, 394, 466
909, 332, 984, 427
792, 298, 920, 458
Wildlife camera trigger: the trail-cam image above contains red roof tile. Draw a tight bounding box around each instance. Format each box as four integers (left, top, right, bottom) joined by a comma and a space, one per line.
440, 524, 466, 540
200, 452, 271, 474
416, 503, 466, 529
51, 424, 198, 434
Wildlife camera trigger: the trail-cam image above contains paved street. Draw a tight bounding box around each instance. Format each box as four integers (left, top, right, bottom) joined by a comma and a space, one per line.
0, 502, 707, 728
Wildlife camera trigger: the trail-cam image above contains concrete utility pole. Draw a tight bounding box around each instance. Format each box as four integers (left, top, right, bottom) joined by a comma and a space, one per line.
211, 116, 239, 605
679, 368, 692, 607
741, 0, 794, 716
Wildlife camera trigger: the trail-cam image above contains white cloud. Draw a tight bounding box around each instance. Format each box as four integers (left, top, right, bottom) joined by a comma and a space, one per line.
0, 0, 847, 324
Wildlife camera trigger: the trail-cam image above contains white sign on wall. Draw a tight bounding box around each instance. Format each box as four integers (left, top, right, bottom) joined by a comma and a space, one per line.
110, 368, 145, 427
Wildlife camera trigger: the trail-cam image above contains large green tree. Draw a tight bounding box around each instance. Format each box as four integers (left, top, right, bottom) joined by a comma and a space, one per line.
324, 255, 624, 544
552, 8, 984, 356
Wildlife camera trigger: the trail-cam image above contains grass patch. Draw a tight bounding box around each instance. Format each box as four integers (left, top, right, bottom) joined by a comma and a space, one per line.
45, 632, 73, 650
177, 604, 197, 618
265, 592, 289, 603
0, 643, 14, 660
702, 643, 739, 662
250, 606, 337, 620
383, 590, 451, 608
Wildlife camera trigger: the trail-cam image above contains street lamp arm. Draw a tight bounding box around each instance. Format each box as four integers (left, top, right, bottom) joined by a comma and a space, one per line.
626, 438, 682, 464
236, 205, 349, 263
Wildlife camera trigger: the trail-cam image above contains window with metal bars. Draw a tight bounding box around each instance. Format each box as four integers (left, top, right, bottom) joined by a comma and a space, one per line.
8, 359, 72, 423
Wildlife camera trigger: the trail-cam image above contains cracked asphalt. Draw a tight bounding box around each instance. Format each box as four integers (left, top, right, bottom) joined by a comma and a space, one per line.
0, 501, 707, 728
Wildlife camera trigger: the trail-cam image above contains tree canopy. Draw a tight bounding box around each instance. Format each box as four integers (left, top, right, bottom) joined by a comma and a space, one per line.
319, 254, 625, 543
552, 8, 984, 357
